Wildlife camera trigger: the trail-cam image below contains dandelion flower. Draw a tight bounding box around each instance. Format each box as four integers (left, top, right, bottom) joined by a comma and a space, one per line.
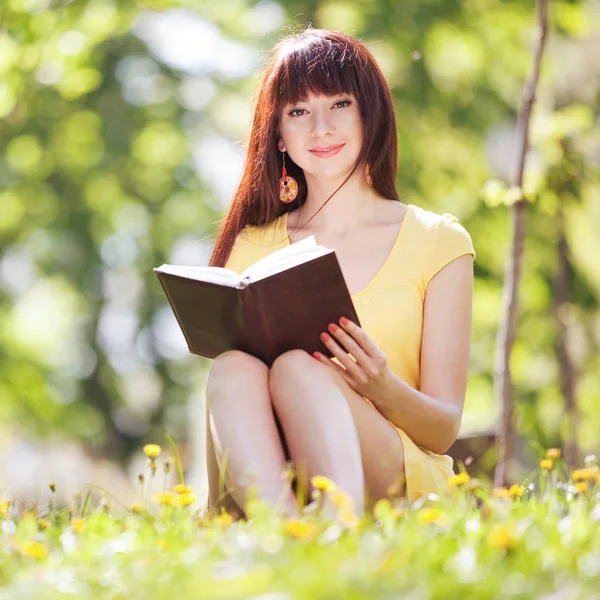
338, 505, 360, 529
20, 541, 48, 559
49, 483, 56, 493
152, 492, 177, 506
545, 448, 561, 460
508, 484, 524, 498
177, 493, 197, 507
144, 444, 161, 459
417, 508, 445, 525
173, 484, 193, 495
131, 504, 146, 514
70, 518, 85, 534
215, 512, 233, 528
38, 519, 49, 530
575, 482, 588, 494
311, 476, 337, 492
329, 488, 353, 509
572, 467, 599, 482
540, 459, 553, 471
448, 473, 471, 487
487, 524, 517, 550
284, 519, 317, 539
0, 501, 10, 519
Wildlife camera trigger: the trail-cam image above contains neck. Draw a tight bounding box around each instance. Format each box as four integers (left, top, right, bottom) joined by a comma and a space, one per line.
296, 172, 383, 235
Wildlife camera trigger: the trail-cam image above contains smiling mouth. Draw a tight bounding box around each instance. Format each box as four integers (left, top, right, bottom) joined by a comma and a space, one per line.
309, 144, 345, 157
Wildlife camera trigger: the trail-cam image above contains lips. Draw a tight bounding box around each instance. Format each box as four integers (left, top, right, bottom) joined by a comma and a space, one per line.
309, 144, 346, 159
310, 144, 345, 152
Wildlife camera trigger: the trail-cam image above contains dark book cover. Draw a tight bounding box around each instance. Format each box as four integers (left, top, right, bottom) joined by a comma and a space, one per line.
153, 251, 360, 366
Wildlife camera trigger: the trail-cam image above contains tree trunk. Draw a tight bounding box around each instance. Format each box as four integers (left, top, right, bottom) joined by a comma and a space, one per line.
494, 0, 549, 487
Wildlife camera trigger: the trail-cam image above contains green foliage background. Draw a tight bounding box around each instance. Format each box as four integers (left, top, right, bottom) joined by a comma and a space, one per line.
1, 0, 599, 474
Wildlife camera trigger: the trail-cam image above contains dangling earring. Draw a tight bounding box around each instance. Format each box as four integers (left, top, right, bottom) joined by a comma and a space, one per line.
365, 164, 373, 186
279, 151, 298, 203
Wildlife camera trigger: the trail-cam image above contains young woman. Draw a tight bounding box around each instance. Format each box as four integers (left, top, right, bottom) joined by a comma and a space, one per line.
205, 27, 475, 521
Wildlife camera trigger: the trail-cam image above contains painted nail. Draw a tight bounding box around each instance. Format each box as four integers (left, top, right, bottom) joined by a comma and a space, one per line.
340, 317, 349, 326
328, 323, 338, 333
320, 332, 330, 343
312, 351, 321, 360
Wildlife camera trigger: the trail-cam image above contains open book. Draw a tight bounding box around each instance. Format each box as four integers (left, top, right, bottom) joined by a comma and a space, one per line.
153, 236, 360, 366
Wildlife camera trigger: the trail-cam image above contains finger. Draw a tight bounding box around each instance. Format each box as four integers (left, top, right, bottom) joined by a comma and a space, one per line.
339, 317, 382, 358
319, 332, 363, 379
312, 351, 348, 378
326, 322, 370, 367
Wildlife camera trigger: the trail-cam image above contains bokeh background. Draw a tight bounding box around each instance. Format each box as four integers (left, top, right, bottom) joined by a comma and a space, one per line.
1, 0, 599, 510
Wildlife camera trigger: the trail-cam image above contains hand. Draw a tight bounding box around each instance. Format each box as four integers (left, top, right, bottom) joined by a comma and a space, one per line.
313, 316, 394, 400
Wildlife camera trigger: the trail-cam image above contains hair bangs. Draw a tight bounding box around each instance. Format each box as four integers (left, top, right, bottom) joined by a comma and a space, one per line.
274, 39, 363, 116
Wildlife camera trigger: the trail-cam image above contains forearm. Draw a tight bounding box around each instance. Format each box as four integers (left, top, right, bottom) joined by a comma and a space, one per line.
371, 371, 461, 455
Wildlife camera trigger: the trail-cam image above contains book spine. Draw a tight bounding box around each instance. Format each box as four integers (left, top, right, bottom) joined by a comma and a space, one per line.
243, 284, 278, 366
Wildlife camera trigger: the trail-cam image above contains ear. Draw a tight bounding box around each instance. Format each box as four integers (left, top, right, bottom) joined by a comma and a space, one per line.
277, 138, 285, 153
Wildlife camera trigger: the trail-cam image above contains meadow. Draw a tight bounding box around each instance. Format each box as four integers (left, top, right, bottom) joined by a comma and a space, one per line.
1, 444, 599, 600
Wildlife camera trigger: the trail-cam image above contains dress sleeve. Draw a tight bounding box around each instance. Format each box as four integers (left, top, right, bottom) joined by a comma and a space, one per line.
424, 214, 475, 290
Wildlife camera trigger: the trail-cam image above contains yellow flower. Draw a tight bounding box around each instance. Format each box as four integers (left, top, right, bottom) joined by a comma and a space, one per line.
338, 505, 360, 529
49, 483, 56, 493
0, 500, 10, 518
130, 504, 146, 514
572, 467, 599, 482
173, 484, 193, 495
508, 484, 524, 498
540, 459, 553, 471
284, 519, 317, 539
487, 524, 517, 550
417, 508, 445, 525
214, 512, 233, 528
20, 541, 48, 559
493, 487, 510, 499
311, 475, 337, 493
152, 492, 177, 506
545, 448, 561, 460
37, 519, 49, 530
70, 518, 85, 533
144, 444, 161, 459
329, 488, 353, 509
177, 493, 197, 507
448, 473, 471, 487
575, 482, 588, 494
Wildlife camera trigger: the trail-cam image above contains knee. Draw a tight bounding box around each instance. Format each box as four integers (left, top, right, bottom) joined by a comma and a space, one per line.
206, 350, 267, 403
269, 349, 316, 395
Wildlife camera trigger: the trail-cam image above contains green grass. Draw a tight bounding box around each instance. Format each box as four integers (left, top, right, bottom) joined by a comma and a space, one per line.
1, 450, 599, 600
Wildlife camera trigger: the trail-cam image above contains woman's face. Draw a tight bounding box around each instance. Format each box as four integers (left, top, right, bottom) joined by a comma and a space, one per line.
277, 91, 362, 181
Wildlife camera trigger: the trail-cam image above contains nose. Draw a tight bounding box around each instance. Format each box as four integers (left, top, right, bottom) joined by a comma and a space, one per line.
310, 108, 335, 139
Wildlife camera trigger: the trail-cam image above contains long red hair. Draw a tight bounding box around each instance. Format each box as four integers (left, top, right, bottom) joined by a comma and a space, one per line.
209, 27, 400, 268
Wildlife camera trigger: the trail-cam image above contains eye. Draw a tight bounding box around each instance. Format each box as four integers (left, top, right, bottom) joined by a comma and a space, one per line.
287, 99, 352, 117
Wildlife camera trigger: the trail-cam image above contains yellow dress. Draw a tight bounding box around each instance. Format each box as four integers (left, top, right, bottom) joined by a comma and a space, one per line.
222, 203, 476, 502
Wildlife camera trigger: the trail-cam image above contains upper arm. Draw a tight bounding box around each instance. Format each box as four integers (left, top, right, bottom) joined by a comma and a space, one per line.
419, 215, 475, 434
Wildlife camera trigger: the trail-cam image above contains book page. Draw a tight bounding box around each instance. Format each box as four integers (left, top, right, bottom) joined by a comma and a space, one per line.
248, 246, 334, 282
153, 265, 240, 287
241, 236, 334, 282
241, 236, 319, 281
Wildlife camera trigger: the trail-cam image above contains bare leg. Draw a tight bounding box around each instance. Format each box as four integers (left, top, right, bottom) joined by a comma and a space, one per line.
206, 350, 300, 519
269, 350, 366, 519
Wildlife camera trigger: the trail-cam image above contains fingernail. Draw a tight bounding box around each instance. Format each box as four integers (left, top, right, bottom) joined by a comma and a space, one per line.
312, 351, 321, 360
320, 332, 330, 343
340, 317, 349, 326
328, 323, 338, 333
